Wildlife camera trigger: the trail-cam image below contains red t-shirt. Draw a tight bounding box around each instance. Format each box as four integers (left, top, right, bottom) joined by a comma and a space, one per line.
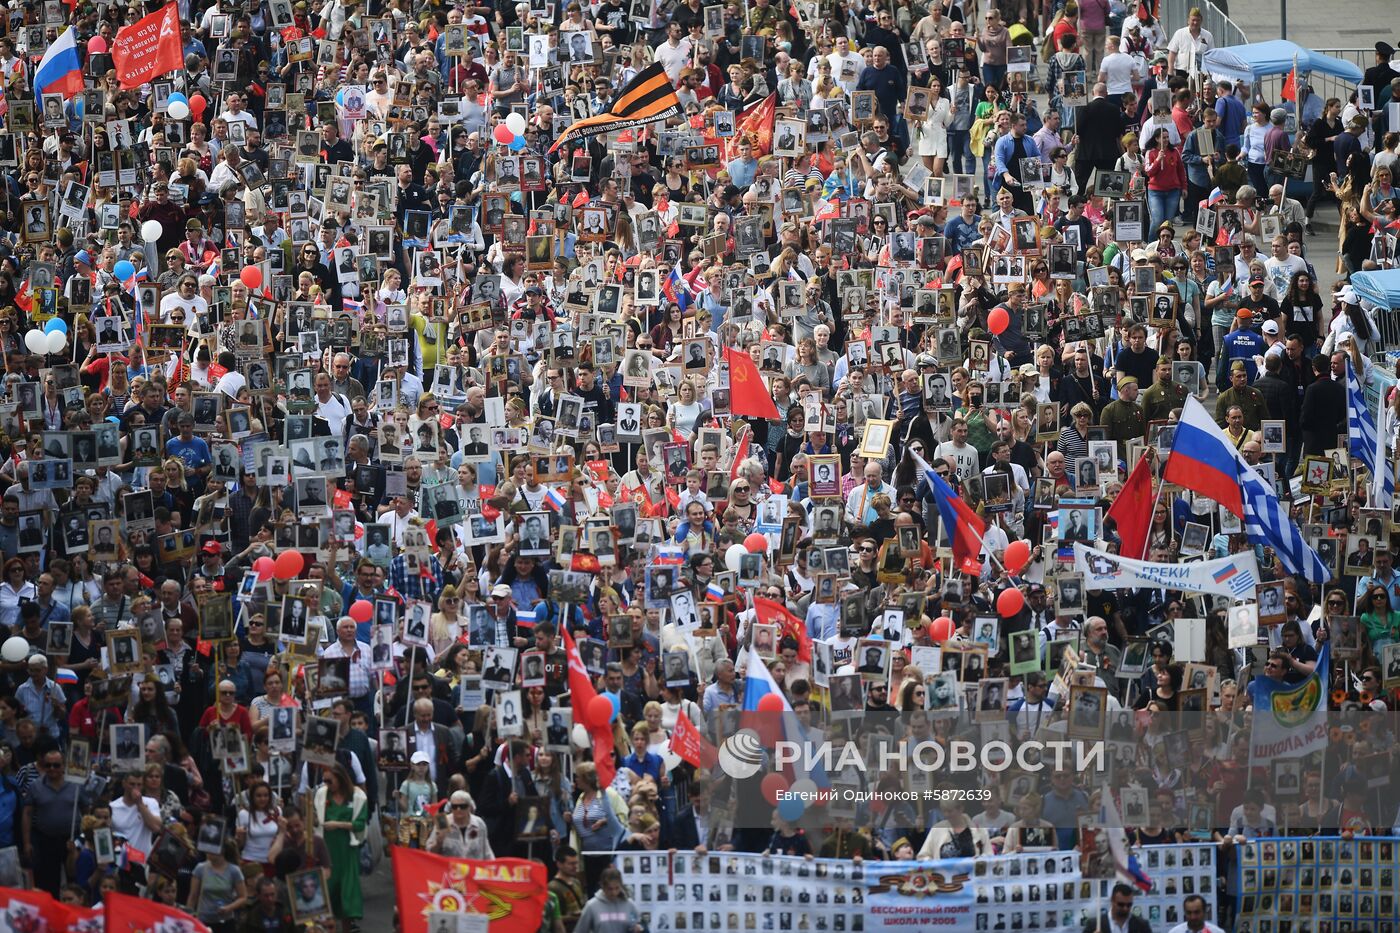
199, 703, 254, 738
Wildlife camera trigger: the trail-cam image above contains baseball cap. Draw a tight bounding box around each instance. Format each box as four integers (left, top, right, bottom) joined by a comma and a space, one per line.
491, 584, 512, 599
1130, 248, 1149, 262
1249, 276, 1265, 286
202, 541, 223, 555
411, 751, 431, 765
1262, 320, 1279, 335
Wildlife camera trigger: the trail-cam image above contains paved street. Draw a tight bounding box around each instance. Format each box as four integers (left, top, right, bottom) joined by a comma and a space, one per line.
355, 3, 1389, 926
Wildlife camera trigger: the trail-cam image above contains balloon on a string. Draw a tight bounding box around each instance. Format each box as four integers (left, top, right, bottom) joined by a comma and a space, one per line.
43, 318, 67, 335
113, 260, 135, 282
348, 600, 373, 623
505, 112, 527, 135
492, 123, 514, 145
45, 331, 65, 355
508, 135, 526, 152
240, 266, 263, 290
140, 220, 162, 243
166, 92, 188, 106
189, 94, 207, 119
87, 36, 107, 54
24, 330, 47, 354
166, 100, 189, 120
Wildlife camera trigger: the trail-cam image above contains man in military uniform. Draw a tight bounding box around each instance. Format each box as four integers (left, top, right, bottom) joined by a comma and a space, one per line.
1140, 358, 1187, 424
1101, 376, 1147, 459
1215, 361, 1268, 430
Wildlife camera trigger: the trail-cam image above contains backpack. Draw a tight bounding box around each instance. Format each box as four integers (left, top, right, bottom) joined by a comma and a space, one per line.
1040, 14, 1062, 62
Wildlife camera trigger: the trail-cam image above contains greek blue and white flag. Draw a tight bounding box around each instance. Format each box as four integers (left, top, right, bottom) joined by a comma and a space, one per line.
1237, 458, 1331, 584
1346, 359, 1394, 510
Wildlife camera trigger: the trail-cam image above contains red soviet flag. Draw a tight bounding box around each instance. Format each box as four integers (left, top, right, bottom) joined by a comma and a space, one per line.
111, 2, 183, 89
1107, 452, 1155, 560
722, 346, 780, 421
671, 708, 717, 769
107, 891, 212, 933
561, 627, 616, 788
392, 849, 548, 933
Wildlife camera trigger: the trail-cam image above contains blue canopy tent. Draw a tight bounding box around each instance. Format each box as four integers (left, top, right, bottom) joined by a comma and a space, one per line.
1201, 40, 1364, 84
1349, 269, 1400, 310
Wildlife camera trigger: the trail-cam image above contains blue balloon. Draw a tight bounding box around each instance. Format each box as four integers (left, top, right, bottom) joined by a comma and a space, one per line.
777, 797, 805, 822
335, 88, 346, 106
113, 261, 135, 282
508, 135, 527, 152
605, 691, 621, 721
166, 92, 188, 106
44, 318, 67, 335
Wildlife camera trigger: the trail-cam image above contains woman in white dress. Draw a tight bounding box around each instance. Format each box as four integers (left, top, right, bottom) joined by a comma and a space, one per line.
912, 75, 953, 175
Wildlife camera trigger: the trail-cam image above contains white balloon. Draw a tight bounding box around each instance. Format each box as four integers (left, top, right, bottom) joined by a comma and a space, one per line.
725, 543, 748, 573
1, 635, 29, 663
166, 100, 189, 121
140, 219, 163, 243
24, 329, 47, 354
504, 112, 527, 135
46, 330, 66, 355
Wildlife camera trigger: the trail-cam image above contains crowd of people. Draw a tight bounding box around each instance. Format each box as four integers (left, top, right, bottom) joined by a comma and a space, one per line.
1, 0, 1399, 930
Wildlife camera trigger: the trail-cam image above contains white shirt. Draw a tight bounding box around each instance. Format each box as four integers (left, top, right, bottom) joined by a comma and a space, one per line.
933, 440, 980, 482
654, 38, 693, 82
111, 795, 163, 856
827, 50, 865, 93
159, 291, 209, 324
1165, 26, 1213, 71
219, 108, 259, 131
315, 392, 352, 438
1099, 51, 1140, 95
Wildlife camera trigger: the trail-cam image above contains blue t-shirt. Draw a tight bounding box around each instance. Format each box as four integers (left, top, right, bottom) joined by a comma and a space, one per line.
165, 435, 211, 472
1223, 329, 1265, 381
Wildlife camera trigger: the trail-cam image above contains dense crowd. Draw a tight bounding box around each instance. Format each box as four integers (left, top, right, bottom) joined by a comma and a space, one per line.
1, 0, 1399, 931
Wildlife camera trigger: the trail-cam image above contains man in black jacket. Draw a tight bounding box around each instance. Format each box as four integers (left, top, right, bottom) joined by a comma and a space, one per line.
1253, 353, 1298, 473
1299, 352, 1345, 456
667, 778, 714, 851
1075, 83, 1127, 195
1083, 884, 1153, 933
479, 739, 537, 856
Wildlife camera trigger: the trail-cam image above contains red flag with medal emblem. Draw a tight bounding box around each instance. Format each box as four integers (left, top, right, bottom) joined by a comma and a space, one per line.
391, 850, 548, 933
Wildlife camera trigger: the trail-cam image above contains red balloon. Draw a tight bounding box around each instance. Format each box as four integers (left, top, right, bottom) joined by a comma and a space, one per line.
1004, 540, 1031, 574
87, 35, 108, 54
987, 306, 1010, 335
189, 94, 207, 119
493, 123, 515, 145
744, 532, 768, 554
757, 692, 786, 714
928, 615, 956, 642
997, 587, 1026, 618
760, 772, 790, 806
272, 550, 304, 580
253, 556, 275, 582
348, 600, 374, 624
240, 265, 263, 290
588, 694, 615, 730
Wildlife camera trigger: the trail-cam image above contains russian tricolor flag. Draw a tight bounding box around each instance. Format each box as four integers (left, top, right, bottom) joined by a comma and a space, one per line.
1163, 397, 1245, 517
33, 27, 84, 101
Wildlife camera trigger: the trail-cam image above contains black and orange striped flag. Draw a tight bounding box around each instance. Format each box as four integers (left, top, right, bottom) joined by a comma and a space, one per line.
548, 62, 681, 153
